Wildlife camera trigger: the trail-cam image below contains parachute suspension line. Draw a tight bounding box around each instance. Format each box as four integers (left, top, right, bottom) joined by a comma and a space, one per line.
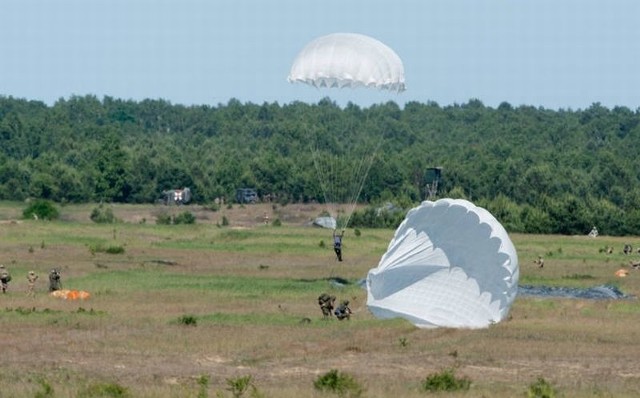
313, 110, 381, 230
289, 33, 405, 230
304, 117, 337, 226
305, 111, 388, 231
308, 135, 333, 217
306, 121, 342, 225
328, 113, 367, 230
341, 120, 386, 229
307, 112, 387, 230
312, 129, 333, 227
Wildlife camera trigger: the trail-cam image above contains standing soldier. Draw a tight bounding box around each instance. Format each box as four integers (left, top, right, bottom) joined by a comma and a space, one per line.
333, 229, 345, 262
0, 265, 11, 293
27, 271, 38, 297
49, 268, 62, 292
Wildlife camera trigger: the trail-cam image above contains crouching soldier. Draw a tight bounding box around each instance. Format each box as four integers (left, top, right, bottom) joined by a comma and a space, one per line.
318, 293, 336, 319
49, 268, 62, 292
334, 300, 352, 321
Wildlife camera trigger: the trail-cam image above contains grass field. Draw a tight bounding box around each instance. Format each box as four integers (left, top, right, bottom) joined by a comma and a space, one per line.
1, 201, 640, 397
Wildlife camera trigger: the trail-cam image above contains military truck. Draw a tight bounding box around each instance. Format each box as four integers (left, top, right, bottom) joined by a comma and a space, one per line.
236, 188, 258, 204
162, 187, 192, 205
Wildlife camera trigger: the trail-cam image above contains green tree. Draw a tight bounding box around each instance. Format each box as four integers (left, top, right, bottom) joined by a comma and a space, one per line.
92, 132, 131, 202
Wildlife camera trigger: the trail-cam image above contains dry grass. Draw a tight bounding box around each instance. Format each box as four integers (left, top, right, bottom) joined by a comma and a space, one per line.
1, 202, 640, 397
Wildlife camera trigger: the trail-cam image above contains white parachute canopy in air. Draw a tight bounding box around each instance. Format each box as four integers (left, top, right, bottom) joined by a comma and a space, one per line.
288, 33, 406, 92
288, 33, 405, 229
366, 199, 519, 329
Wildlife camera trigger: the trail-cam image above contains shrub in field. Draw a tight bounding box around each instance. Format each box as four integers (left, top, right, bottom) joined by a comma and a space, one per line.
174, 211, 196, 224
89, 243, 125, 255
23, 199, 59, 220
313, 369, 363, 397
225, 375, 263, 398
156, 212, 172, 225
527, 377, 557, 398
179, 314, 198, 326
90, 204, 117, 223
105, 245, 125, 254
197, 375, 209, 398
421, 367, 471, 392
34, 378, 54, 398
77, 382, 130, 398
155, 211, 196, 225
349, 206, 405, 228
278, 195, 290, 206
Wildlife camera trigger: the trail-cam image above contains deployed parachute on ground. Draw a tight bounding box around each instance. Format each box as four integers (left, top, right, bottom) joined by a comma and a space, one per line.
50, 289, 91, 300
366, 199, 519, 329
288, 33, 405, 228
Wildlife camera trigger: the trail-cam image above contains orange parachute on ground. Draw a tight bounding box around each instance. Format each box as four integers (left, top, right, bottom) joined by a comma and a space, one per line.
50, 289, 91, 300
615, 269, 630, 278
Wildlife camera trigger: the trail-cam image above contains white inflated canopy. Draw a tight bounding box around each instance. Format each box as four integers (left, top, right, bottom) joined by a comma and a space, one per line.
366, 199, 519, 329
288, 33, 405, 92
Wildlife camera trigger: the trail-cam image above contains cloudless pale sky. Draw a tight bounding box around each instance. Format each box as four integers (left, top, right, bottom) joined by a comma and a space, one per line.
2, 0, 639, 110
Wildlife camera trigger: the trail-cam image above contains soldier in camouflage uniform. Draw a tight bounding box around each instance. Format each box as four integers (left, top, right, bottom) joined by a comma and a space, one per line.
49, 268, 62, 292
27, 271, 38, 297
333, 229, 345, 261
0, 265, 11, 293
318, 293, 336, 319
334, 300, 352, 321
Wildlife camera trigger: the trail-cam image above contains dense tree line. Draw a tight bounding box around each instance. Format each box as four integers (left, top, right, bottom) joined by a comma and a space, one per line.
1, 94, 640, 235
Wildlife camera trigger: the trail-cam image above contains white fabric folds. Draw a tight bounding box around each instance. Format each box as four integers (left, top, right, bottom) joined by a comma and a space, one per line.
366, 199, 519, 329
288, 33, 405, 92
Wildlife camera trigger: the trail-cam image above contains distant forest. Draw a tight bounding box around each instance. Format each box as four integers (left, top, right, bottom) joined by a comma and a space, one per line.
1, 94, 640, 235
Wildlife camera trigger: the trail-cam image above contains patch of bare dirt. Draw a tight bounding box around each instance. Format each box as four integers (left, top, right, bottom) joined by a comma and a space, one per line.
57, 203, 327, 228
